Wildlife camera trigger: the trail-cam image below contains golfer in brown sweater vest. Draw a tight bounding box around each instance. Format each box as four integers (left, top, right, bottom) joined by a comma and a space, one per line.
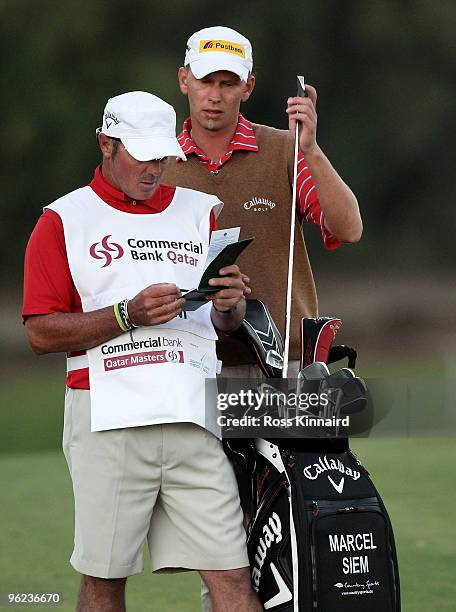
160, 25, 362, 612
161, 26, 362, 379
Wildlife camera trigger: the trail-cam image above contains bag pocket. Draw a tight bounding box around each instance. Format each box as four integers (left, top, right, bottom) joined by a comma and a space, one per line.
310, 499, 397, 611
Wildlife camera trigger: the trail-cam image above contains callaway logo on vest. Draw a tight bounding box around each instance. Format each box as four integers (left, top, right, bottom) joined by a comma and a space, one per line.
243, 196, 276, 212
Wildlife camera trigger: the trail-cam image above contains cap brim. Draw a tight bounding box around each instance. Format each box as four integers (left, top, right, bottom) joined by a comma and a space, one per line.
189, 57, 249, 81
121, 136, 186, 162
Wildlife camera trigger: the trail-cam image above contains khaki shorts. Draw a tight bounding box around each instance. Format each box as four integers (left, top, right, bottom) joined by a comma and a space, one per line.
63, 388, 248, 579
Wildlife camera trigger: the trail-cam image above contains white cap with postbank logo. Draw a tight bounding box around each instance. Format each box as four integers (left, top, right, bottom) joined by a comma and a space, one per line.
184, 26, 253, 81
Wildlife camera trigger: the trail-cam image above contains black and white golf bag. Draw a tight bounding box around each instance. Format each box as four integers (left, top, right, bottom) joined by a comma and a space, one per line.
235, 304, 400, 611
248, 436, 400, 611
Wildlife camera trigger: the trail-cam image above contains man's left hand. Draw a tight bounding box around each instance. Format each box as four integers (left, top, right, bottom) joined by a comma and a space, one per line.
286, 84, 318, 156
207, 265, 251, 312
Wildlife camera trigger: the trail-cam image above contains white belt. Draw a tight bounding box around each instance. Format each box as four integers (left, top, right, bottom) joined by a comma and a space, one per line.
67, 354, 89, 372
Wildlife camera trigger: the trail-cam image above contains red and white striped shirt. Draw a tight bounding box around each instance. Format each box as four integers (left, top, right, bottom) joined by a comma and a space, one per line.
177, 114, 340, 249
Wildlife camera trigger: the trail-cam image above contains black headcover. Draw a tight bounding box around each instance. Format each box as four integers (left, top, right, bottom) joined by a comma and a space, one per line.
234, 307, 357, 378
233, 299, 284, 378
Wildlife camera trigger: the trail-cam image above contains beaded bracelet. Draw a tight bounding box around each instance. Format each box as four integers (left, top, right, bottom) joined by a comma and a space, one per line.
114, 299, 138, 332
125, 300, 138, 328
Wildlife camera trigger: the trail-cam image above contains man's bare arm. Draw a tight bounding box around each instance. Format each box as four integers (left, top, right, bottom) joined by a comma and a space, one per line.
25, 283, 185, 354
287, 85, 363, 244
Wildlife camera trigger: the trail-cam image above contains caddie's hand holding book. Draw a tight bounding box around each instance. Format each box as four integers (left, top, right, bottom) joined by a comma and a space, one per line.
182, 231, 254, 311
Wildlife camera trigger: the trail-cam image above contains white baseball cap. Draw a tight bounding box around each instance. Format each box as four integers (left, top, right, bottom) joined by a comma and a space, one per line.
97, 91, 186, 161
184, 26, 253, 82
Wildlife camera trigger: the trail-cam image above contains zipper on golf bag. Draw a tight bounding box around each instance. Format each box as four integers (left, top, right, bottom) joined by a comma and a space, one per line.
251, 475, 289, 533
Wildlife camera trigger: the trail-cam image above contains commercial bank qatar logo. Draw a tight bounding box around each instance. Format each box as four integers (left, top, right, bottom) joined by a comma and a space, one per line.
90, 235, 124, 268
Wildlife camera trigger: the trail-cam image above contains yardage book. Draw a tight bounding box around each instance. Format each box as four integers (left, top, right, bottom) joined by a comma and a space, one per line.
182, 237, 254, 311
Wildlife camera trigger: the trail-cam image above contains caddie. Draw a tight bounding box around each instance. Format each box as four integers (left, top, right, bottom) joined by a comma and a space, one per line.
161, 26, 363, 377
22, 91, 262, 612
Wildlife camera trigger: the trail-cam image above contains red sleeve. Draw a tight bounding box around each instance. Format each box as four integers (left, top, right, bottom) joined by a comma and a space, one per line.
209, 209, 218, 236
22, 209, 81, 319
296, 153, 341, 251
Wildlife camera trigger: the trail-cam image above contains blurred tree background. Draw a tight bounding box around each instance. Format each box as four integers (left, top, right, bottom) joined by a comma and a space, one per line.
1, 0, 455, 360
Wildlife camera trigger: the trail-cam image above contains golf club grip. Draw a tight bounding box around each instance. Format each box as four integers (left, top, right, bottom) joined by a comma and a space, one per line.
297, 75, 307, 98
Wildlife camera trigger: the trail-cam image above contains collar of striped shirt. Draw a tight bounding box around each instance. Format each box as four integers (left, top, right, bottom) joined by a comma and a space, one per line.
176, 113, 259, 169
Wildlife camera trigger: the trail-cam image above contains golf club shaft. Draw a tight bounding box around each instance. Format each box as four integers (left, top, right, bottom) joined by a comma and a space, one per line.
283, 76, 305, 378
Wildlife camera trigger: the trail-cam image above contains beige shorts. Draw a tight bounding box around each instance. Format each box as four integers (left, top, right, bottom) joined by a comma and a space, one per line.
63, 388, 249, 579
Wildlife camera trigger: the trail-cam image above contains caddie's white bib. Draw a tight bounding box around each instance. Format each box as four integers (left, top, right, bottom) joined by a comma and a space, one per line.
47, 185, 222, 432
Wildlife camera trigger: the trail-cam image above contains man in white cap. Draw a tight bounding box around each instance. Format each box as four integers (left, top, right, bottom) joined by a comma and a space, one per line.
161, 26, 363, 376
23, 91, 262, 611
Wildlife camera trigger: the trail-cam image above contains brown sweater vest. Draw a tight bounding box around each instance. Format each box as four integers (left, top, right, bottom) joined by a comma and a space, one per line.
161, 123, 318, 365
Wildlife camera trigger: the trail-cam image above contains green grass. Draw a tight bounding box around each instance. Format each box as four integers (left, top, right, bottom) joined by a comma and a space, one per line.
1, 367, 456, 610
0, 368, 65, 453
0, 452, 201, 611
351, 438, 456, 611
2, 361, 455, 453
1, 442, 455, 610
0, 370, 202, 610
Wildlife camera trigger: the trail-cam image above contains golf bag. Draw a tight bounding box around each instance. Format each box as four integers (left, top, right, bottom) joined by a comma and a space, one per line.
249, 437, 400, 611
238, 306, 400, 611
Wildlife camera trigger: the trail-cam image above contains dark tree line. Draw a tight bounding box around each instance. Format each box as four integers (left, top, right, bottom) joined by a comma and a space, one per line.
1, 0, 455, 283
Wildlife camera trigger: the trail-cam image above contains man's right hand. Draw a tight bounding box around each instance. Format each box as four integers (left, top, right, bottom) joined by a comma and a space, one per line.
128, 283, 185, 327
25, 283, 185, 356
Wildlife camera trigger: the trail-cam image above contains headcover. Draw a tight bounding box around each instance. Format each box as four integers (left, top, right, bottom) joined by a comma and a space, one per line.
300, 316, 357, 369
234, 299, 284, 378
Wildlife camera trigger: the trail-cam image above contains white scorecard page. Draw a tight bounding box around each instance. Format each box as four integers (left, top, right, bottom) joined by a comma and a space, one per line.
205, 227, 240, 265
